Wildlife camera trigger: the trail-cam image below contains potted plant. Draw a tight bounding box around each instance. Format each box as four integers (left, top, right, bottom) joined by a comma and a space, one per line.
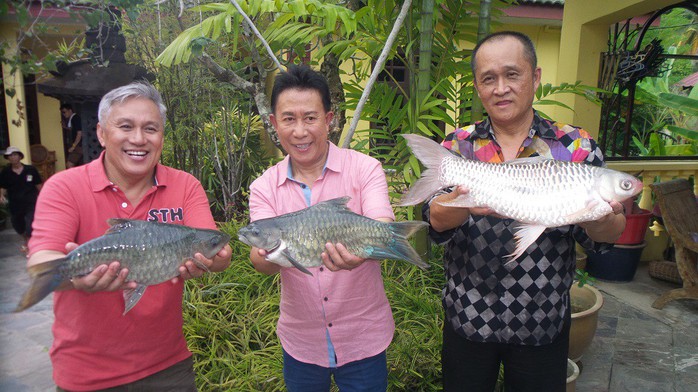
569, 270, 603, 363
585, 197, 651, 281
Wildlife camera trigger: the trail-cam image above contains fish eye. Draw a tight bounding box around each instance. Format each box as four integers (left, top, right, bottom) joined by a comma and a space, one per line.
620, 179, 634, 191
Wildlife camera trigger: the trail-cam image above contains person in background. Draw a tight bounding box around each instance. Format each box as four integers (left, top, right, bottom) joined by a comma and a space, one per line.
0, 146, 42, 253
248, 64, 394, 391
29, 82, 232, 391
425, 31, 626, 392
60, 103, 83, 168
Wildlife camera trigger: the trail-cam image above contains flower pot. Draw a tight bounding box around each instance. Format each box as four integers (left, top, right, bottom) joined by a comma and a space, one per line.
586, 242, 646, 282
569, 284, 603, 362
566, 358, 580, 392
616, 209, 652, 245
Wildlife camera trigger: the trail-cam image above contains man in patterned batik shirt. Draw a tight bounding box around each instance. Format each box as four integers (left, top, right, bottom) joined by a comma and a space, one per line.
425, 31, 627, 392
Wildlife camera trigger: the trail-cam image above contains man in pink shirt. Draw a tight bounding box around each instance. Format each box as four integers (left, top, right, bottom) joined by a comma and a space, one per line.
249, 65, 395, 391
27, 82, 232, 391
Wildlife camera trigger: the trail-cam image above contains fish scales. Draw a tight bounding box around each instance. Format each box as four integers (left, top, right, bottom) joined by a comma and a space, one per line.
238, 197, 429, 274
439, 156, 612, 226
15, 219, 230, 313
63, 225, 208, 284
399, 134, 643, 261
278, 203, 395, 264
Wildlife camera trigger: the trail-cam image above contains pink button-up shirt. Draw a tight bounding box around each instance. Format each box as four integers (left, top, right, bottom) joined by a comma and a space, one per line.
249, 142, 396, 367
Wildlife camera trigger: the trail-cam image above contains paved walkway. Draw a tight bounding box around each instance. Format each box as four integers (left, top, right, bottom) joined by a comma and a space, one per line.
1, 224, 697, 391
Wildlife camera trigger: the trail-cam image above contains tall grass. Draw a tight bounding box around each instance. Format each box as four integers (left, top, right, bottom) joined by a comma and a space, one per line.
184, 220, 445, 391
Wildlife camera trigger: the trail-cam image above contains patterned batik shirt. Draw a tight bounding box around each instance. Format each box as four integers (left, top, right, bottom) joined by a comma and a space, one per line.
424, 110, 613, 346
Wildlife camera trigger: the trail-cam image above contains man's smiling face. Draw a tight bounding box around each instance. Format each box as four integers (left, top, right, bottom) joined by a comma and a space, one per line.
97, 97, 164, 184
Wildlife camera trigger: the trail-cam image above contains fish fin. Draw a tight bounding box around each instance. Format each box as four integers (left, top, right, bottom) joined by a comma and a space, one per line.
504, 224, 547, 265
189, 257, 211, 273
502, 156, 550, 165
315, 197, 352, 212
266, 241, 313, 276
435, 194, 480, 208
564, 200, 600, 222
398, 134, 455, 206
123, 284, 147, 315
105, 218, 139, 234
15, 258, 68, 312
367, 221, 430, 269
281, 250, 313, 276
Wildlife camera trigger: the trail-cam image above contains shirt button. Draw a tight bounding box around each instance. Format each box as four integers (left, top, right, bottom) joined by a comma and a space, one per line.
324, 297, 328, 301
319, 267, 324, 272
121, 202, 128, 208
112, 188, 117, 192
328, 323, 333, 327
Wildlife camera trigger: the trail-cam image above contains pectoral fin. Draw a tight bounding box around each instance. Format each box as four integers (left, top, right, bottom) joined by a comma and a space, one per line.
266, 241, 313, 276
565, 200, 600, 222
188, 257, 211, 273
504, 224, 547, 265
436, 194, 479, 208
282, 251, 313, 276
123, 284, 147, 315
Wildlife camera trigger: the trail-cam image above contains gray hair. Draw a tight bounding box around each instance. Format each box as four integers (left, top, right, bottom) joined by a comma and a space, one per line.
98, 81, 167, 125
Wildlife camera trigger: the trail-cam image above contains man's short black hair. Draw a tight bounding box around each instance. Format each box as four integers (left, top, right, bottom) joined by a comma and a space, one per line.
271, 64, 332, 113
60, 103, 73, 111
471, 31, 538, 76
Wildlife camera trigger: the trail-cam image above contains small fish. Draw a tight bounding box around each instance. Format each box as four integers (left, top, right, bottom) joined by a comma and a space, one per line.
399, 134, 643, 261
16, 219, 230, 314
238, 197, 429, 275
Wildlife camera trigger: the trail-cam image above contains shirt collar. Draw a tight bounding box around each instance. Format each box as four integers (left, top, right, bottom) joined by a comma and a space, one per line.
277, 141, 340, 187
467, 110, 557, 141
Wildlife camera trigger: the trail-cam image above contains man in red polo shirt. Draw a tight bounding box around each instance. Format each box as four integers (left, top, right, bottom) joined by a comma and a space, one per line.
28, 82, 232, 391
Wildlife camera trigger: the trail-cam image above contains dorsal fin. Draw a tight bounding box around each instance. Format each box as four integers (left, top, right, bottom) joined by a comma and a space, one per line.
313, 197, 352, 212
502, 156, 551, 166
105, 218, 140, 234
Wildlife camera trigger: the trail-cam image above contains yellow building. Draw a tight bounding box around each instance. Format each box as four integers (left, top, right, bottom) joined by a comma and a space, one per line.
1, 0, 692, 174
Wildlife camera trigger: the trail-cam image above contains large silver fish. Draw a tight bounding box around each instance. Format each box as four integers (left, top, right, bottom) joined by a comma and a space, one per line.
399, 134, 643, 260
16, 219, 230, 314
237, 197, 429, 275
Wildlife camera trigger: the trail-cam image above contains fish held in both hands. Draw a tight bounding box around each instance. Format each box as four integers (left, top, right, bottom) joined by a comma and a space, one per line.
15, 219, 230, 314
237, 197, 429, 275
399, 134, 643, 261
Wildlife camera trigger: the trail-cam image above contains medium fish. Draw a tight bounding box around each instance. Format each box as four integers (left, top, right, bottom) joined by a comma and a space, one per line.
16, 219, 230, 314
399, 134, 643, 261
238, 197, 429, 275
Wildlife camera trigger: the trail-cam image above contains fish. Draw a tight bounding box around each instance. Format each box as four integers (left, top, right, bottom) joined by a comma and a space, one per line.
398, 133, 643, 261
237, 197, 429, 275
15, 219, 230, 314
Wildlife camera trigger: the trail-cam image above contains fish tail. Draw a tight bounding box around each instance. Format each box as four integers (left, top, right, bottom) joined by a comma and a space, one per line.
15, 258, 67, 312
399, 134, 454, 206
371, 221, 430, 269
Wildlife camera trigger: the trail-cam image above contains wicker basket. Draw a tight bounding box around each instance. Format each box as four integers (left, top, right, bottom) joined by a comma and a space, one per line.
648, 260, 683, 285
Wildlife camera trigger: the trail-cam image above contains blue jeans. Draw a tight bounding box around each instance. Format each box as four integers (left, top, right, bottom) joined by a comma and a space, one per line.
283, 349, 388, 392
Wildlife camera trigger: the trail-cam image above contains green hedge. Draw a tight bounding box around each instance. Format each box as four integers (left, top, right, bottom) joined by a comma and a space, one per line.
183, 220, 444, 391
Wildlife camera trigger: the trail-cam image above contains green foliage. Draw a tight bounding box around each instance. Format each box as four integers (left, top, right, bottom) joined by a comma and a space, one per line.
185, 220, 445, 390
533, 81, 605, 120
157, 0, 359, 67
575, 269, 596, 288
0, 0, 146, 82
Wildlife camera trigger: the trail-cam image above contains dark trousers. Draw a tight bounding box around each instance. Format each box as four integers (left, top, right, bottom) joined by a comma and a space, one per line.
283, 349, 388, 392
56, 356, 196, 392
442, 316, 570, 392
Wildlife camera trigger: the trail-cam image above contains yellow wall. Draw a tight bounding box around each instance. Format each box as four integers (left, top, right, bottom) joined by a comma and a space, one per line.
2, 17, 85, 170
556, 0, 685, 137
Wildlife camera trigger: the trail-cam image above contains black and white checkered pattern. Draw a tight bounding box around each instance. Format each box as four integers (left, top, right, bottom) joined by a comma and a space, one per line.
425, 113, 612, 346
